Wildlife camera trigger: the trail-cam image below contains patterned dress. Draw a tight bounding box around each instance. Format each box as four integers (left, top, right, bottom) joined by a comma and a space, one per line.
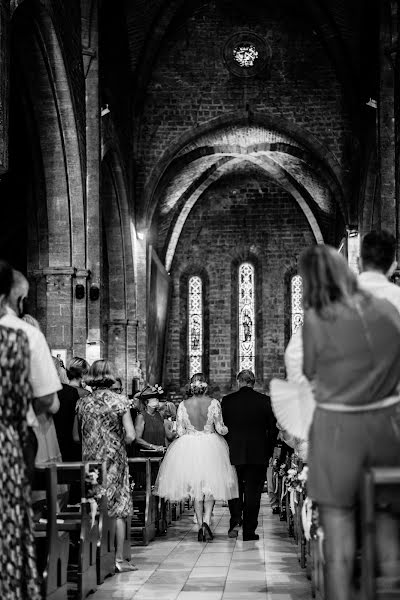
76, 389, 133, 518
0, 325, 41, 600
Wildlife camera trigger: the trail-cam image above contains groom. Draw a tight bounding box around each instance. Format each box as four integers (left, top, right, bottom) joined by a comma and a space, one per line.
221, 370, 277, 541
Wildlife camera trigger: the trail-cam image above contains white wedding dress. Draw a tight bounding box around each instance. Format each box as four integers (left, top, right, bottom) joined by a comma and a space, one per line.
153, 399, 238, 501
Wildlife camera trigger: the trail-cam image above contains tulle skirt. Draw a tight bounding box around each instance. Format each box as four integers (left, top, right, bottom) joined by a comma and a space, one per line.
153, 433, 239, 501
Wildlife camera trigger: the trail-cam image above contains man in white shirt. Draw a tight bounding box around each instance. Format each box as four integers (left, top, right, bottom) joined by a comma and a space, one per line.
358, 229, 400, 582
0, 269, 61, 479
358, 229, 400, 314
1, 270, 61, 413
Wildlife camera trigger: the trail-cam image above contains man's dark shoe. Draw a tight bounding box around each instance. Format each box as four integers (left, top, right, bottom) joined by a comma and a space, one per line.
228, 519, 242, 538
272, 506, 280, 514
243, 533, 259, 541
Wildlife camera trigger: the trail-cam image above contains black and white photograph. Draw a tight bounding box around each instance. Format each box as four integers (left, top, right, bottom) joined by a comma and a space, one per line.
0, 0, 400, 599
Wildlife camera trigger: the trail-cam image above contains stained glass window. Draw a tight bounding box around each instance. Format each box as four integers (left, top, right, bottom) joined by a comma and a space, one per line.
188, 276, 203, 378
291, 275, 304, 335
238, 263, 255, 372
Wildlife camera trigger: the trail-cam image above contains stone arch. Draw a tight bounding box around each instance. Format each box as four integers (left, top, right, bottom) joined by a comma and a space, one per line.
164, 156, 324, 272
9, 2, 86, 353
144, 110, 347, 227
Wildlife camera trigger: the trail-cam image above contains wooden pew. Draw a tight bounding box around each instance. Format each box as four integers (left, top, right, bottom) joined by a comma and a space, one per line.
150, 457, 168, 535
128, 458, 157, 545
361, 467, 400, 600
310, 503, 325, 600
33, 465, 70, 600
55, 462, 100, 599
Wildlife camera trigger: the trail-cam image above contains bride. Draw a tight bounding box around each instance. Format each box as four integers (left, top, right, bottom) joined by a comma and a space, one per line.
153, 373, 238, 541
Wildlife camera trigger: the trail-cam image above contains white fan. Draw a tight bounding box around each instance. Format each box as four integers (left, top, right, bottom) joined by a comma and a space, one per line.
270, 378, 316, 440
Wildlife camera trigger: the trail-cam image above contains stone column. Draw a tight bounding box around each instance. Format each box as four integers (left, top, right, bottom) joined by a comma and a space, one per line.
82, 0, 102, 360
379, 1, 398, 234
32, 267, 90, 360
0, 0, 10, 176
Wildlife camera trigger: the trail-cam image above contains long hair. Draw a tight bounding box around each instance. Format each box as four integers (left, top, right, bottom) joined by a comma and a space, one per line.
85, 359, 117, 389
299, 244, 366, 318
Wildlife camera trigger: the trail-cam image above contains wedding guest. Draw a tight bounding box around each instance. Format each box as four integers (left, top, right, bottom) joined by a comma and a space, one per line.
0, 268, 61, 478
75, 359, 136, 572
358, 229, 400, 579
300, 244, 400, 600
52, 357, 81, 462
134, 386, 174, 454
0, 260, 41, 599
158, 400, 178, 446
67, 356, 90, 398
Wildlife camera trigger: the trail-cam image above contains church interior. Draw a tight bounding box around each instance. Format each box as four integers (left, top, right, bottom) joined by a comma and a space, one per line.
1, 0, 400, 599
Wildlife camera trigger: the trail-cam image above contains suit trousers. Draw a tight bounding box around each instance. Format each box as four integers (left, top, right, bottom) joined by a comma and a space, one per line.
228, 464, 267, 535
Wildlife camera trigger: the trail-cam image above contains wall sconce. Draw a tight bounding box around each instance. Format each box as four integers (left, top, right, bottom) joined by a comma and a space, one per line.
89, 284, 100, 301
75, 283, 85, 300
366, 98, 377, 109
137, 230, 146, 241
101, 104, 110, 117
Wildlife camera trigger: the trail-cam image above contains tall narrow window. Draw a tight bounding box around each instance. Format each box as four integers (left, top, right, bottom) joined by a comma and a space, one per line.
238, 262, 255, 372
291, 274, 303, 335
188, 276, 203, 378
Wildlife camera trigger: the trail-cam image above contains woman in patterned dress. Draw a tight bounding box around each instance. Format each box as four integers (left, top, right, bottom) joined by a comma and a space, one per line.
75, 359, 136, 572
0, 260, 41, 600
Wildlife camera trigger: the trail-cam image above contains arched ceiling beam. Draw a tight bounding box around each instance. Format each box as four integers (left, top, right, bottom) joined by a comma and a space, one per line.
143, 110, 347, 227
164, 156, 324, 272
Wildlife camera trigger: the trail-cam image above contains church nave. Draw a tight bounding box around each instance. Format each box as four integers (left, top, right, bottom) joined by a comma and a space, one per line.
91, 497, 311, 600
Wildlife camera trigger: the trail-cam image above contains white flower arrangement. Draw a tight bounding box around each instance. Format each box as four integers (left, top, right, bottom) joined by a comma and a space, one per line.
152, 384, 164, 394
190, 381, 208, 389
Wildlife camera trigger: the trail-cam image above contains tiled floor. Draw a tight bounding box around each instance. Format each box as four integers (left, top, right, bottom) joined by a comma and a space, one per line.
91, 496, 312, 600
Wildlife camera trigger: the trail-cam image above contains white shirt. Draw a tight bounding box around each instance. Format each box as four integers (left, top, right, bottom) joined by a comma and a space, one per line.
0, 307, 61, 399
358, 271, 400, 315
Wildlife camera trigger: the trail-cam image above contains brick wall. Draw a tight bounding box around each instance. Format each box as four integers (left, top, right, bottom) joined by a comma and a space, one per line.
165, 170, 315, 396
135, 0, 352, 201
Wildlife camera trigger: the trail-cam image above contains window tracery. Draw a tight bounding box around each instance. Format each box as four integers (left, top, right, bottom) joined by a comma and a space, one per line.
188, 276, 203, 377
239, 263, 255, 372
291, 274, 303, 335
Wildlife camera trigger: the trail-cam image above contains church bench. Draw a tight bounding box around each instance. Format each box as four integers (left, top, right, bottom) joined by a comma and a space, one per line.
150, 456, 168, 535
32, 465, 70, 600
361, 467, 400, 600
34, 461, 114, 599
128, 458, 157, 545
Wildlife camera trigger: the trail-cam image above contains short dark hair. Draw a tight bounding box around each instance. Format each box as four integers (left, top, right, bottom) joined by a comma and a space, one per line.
237, 370, 255, 386
67, 356, 90, 381
0, 260, 13, 296
361, 230, 396, 273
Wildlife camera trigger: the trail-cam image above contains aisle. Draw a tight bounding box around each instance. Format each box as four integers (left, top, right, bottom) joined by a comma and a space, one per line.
92, 496, 312, 600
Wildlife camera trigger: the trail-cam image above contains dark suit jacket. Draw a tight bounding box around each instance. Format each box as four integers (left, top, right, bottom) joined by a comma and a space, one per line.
221, 386, 277, 466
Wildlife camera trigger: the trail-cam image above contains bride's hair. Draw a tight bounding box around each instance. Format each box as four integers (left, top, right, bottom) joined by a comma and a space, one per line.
190, 372, 208, 395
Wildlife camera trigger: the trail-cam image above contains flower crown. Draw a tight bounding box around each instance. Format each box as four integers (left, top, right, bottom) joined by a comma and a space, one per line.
190, 381, 208, 389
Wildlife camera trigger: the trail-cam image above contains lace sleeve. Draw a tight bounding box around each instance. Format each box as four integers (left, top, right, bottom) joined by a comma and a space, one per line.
212, 399, 228, 435
176, 402, 186, 437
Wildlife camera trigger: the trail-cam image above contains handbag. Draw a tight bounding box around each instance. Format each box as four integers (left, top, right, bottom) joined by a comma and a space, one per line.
269, 377, 315, 440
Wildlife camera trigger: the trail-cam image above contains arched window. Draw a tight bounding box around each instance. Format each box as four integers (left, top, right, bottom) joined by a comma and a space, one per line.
188, 276, 203, 378
238, 262, 255, 372
291, 274, 303, 335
